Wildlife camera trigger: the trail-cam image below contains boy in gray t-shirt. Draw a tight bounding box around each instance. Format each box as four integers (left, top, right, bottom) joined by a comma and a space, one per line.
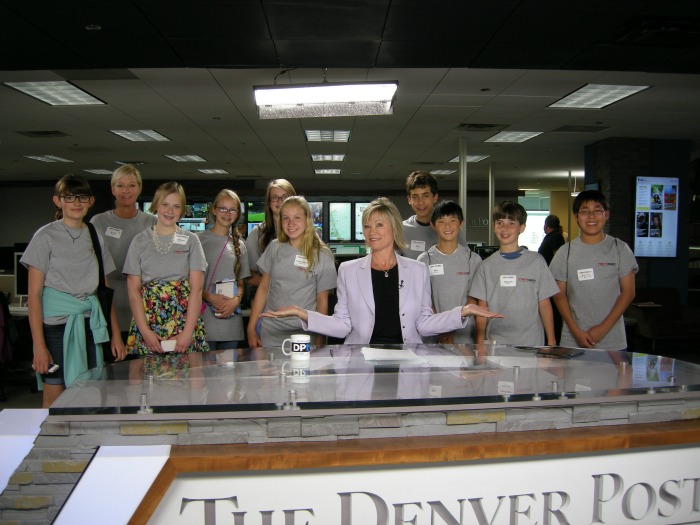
469, 201, 559, 346
418, 201, 481, 343
551, 190, 638, 351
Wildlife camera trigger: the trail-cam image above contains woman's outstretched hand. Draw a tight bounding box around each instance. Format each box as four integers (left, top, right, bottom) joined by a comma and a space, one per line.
261, 305, 308, 322
460, 303, 505, 319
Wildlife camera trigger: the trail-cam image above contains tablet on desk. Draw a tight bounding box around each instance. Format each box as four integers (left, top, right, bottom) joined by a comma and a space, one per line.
535, 346, 584, 359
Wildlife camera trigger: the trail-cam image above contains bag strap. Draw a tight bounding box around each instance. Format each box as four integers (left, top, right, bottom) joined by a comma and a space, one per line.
86, 223, 107, 289
206, 236, 230, 291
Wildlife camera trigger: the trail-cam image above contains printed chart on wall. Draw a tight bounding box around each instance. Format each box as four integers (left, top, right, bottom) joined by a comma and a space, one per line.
634, 176, 679, 257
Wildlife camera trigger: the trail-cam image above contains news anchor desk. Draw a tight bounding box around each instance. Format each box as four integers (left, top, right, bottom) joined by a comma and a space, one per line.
5, 344, 700, 525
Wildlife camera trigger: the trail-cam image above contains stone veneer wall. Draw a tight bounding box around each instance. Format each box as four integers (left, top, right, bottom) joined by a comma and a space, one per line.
2, 396, 700, 524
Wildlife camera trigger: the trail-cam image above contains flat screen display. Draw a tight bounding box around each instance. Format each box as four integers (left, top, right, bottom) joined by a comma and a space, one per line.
246, 201, 265, 224
634, 176, 679, 257
247, 222, 261, 236
354, 202, 371, 241
308, 201, 324, 238
329, 202, 352, 241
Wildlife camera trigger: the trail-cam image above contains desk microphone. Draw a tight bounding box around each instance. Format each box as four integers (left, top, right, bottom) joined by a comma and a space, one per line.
399, 280, 404, 289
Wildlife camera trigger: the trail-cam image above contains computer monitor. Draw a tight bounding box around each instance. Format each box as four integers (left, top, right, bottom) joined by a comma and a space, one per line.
14, 252, 28, 298
354, 202, 371, 241
246, 201, 265, 224
247, 222, 261, 236
474, 245, 499, 259
308, 201, 324, 238
329, 202, 352, 241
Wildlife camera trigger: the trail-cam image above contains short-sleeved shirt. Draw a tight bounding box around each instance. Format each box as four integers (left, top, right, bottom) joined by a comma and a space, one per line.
549, 235, 638, 351
469, 249, 559, 346
90, 210, 157, 331
123, 228, 207, 283
417, 245, 482, 343
21, 220, 116, 325
197, 229, 251, 342
257, 240, 337, 348
245, 224, 275, 275
400, 215, 468, 260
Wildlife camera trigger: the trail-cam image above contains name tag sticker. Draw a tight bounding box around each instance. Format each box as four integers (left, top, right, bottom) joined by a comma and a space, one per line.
428, 385, 442, 398
429, 264, 444, 276
410, 240, 426, 252
173, 234, 189, 245
105, 227, 122, 239
294, 255, 309, 269
577, 268, 595, 281
500, 275, 517, 287
498, 381, 515, 395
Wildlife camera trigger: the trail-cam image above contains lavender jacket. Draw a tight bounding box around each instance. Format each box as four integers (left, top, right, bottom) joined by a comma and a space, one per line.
303, 253, 468, 344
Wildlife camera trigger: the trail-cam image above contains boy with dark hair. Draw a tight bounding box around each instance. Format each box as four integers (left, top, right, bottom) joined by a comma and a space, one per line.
401, 171, 466, 259
550, 190, 637, 350
417, 201, 482, 343
470, 201, 559, 346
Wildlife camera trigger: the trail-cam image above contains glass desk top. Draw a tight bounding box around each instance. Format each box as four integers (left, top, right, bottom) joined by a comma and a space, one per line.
49, 344, 700, 417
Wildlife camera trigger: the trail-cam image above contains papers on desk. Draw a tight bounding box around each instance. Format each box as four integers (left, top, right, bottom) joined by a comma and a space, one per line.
361, 347, 426, 364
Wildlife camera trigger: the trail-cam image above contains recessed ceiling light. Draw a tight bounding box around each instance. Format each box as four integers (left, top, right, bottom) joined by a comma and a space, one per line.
315, 169, 341, 175
84, 169, 113, 175
311, 154, 346, 162
165, 154, 206, 162
110, 129, 170, 142
198, 169, 229, 174
485, 131, 542, 143
449, 155, 491, 163
549, 84, 649, 109
25, 155, 73, 162
5, 81, 104, 106
305, 130, 350, 142
430, 170, 456, 175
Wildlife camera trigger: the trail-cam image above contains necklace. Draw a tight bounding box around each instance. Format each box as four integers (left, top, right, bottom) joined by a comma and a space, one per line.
62, 223, 84, 243
151, 226, 180, 255
372, 258, 396, 278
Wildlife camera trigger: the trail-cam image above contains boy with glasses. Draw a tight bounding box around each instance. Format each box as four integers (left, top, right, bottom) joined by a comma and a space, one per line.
550, 190, 638, 351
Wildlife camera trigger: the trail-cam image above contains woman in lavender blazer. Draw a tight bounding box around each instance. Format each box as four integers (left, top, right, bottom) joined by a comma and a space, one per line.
265, 198, 502, 344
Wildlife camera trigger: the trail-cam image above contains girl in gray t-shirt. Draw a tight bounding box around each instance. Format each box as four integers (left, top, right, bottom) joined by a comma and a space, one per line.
247, 197, 337, 349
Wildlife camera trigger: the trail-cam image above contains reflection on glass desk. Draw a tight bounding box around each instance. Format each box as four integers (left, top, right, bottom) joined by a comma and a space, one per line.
49, 344, 700, 416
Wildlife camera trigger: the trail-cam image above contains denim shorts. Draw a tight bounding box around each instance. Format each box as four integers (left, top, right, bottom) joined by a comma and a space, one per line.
42, 319, 98, 385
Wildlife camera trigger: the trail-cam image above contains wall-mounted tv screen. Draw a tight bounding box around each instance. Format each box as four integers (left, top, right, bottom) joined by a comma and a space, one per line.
354, 202, 371, 241
329, 202, 352, 241
246, 201, 265, 224
247, 222, 261, 236
634, 176, 679, 257
308, 201, 324, 238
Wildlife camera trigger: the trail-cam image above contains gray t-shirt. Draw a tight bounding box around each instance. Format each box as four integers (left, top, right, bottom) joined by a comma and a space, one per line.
400, 215, 467, 260
21, 220, 116, 325
417, 245, 482, 343
197, 229, 251, 342
123, 228, 207, 283
549, 235, 638, 351
90, 210, 157, 332
469, 249, 559, 346
257, 240, 337, 348
245, 224, 265, 274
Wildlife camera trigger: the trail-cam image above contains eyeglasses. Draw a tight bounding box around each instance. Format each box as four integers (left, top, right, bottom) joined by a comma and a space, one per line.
577, 209, 606, 217
60, 194, 91, 203
269, 194, 289, 203
216, 207, 239, 215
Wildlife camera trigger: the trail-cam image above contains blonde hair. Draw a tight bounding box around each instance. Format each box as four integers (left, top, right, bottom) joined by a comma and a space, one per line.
278, 196, 332, 274
210, 189, 243, 279
149, 181, 186, 216
259, 178, 296, 252
361, 197, 407, 251
111, 164, 142, 189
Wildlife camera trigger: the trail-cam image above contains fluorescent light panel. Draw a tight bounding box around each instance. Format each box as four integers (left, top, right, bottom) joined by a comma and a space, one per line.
315, 169, 341, 175
165, 154, 206, 162
110, 129, 169, 142
254, 82, 397, 119
430, 170, 456, 175
84, 169, 113, 175
25, 155, 73, 162
549, 84, 649, 109
5, 81, 104, 106
198, 169, 229, 174
311, 154, 345, 162
305, 130, 350, 142
449, 155, 491, 163
485, 131, 542, 143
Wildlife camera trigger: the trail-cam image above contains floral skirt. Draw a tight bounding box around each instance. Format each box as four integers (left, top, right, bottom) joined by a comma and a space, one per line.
127, 279, 209, 356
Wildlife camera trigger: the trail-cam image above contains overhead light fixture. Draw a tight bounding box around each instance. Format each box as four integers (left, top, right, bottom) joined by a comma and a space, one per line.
110, 129, 170, 142
198, 169, 229, 174
311, 154, 346, 162
571, 176, 580, 197
430, 170, 456, 175
305, 130, 350, 142
165, 154, 206, 162
449, 155, 491, 163
549, 84, 649, 109
84, 169, 113, 175
315, 169, 341, 175
25, 155, 73, 162
5, 81, 104, 106
254, 81, 398, 119
485, 131, 542, 143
